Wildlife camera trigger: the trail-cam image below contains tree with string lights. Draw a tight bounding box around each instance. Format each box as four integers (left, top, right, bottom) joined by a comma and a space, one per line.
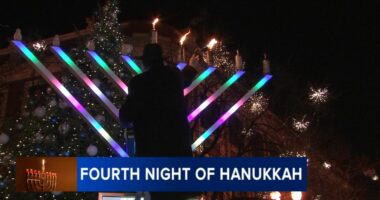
0, 0, 128, 199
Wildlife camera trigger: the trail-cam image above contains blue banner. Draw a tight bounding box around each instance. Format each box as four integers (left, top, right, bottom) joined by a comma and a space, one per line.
76, 157, 307, 192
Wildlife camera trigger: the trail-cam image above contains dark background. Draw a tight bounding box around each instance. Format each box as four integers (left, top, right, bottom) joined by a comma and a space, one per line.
0, 0, 379, 158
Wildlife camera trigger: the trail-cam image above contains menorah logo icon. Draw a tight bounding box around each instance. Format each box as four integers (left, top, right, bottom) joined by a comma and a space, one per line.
11, 39, 272, 157
25, 159, 57, 192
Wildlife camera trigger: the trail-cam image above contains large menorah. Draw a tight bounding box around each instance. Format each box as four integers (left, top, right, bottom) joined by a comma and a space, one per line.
12, 40, 272, 157
25, 159, 57, 192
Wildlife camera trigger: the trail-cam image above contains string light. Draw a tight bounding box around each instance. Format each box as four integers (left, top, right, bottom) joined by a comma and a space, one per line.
291, 191, 302, 200
270, 191, 281, 200
280, 151, 307, 157
242, 128, 254, 137
309, 87, 328, 104
248, 93, 268, 115
209, 43, 236, 75
323, 162, 331, 169
292, 116, 310, 132
196, 144, 204, 154
32, 41, 47, 52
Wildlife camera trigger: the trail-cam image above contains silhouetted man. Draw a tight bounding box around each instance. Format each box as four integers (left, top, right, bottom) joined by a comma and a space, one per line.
119, 44, 192, 157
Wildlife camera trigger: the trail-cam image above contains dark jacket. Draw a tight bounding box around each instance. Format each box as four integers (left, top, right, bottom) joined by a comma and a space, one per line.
120, 65, 192, 157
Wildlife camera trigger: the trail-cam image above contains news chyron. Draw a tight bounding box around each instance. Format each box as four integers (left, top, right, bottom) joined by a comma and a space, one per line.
16, 157, 307, 192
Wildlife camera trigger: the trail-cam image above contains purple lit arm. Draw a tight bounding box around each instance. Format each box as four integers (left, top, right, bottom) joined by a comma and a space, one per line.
191, 75, 272, 151
187, 70, 245, 122
87, 51, 129, 95
51, 46, 119, 121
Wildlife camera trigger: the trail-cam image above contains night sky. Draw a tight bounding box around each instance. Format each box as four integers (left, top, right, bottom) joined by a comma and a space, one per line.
1, 1, 379, 158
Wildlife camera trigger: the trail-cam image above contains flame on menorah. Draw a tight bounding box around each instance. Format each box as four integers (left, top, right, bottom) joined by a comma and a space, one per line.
26, 159, 57, 192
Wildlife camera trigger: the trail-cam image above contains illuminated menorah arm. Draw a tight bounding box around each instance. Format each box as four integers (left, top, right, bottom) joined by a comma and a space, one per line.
51, 46, 119, 121
191, 74, 273, 151
121, 55, 143, 75
187, 70, 245, 122
120, 55, 247, 122
11, 40, 128, 158
121, 55, 244, 121
120, 55, 215, 97
183, 66, 216, 96
87, 51, 129, 96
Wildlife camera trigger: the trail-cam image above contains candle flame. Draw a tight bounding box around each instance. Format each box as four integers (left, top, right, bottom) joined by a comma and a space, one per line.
152, 18, 159, 30
180, 30, 191, 46
207, 38, 218, 49
291, 191, 302, 200
42, 159, 45, 172
270, 191, 281, 200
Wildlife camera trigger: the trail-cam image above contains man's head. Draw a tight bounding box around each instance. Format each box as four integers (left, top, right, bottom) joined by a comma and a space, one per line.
142, 44, 164, 69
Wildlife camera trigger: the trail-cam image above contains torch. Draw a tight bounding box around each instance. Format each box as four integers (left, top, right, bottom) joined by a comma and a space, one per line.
151, 18, 159, 44
179, 30, 191, 61
263, 53, 271, 75
235, 50, 243, 70
206, 38, 217, 65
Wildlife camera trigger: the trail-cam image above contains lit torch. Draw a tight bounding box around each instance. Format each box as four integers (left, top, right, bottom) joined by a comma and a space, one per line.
206, 38, 218, 65
207, 38, 218, 50
180, 30, 191, 46
151, 18, 159, 43
235, 50, 242, 70
179, 30, 190, 61
152, 18, 159, 30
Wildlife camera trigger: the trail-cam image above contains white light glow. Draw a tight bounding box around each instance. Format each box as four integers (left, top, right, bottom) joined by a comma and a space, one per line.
309, 87, 328, 104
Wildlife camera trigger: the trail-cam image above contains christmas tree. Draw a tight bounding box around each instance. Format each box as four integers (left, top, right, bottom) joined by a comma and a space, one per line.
0, 0, 128, 199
